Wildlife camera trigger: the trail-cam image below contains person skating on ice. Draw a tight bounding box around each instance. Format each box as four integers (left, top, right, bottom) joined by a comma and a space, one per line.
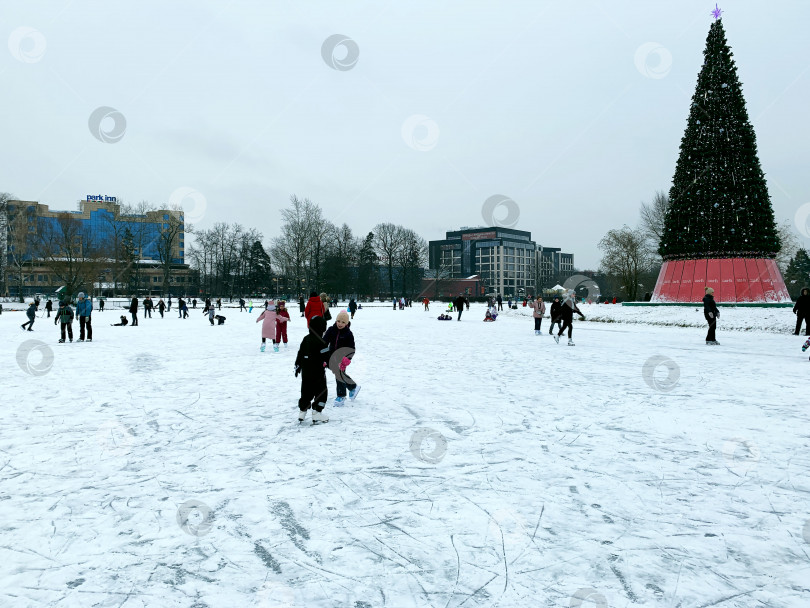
323, 310, 360, 405
21, 300, 37, 331
294, 315, 330, 424
129, 296, 139, 326
348, 298, 358, 319
548, 296, 562, 335
703, 287, 720, 345
45, 299, 53, 318
275, 300, 291, 348
453, 293, 467, 321
157, 298, 166, 318
304, 291, 325, 327
529, 295, 545, 335
76, 292, 93, 342
793, 287, 810, 336
55, 300, 75, 343
553, 291, 585, 345
256, 301, 278, 351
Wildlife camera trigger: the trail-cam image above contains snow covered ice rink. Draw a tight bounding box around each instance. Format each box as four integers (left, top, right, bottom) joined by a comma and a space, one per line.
2, 302, 809, 607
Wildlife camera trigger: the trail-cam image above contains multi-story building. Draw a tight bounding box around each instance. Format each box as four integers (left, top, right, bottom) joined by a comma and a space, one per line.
428, 227, 575, 298
3, 195, 193, 297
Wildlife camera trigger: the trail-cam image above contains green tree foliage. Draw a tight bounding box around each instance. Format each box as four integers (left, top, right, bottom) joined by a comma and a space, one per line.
660, 19, 780, 260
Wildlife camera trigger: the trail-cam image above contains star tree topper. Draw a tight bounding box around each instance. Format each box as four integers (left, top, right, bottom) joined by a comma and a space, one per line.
711, 4, 723, 19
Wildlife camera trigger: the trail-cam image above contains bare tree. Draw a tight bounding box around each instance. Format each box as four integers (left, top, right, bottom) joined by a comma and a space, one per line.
395, 228, 427, 297
271, 195, 313, 294
775, 219, 800, 272
374, 223, 404, 298
35, 212, 107, 299
156, 207, 184, 295
598, 226, 657, 301
639, 190, 670, 253
3, 196, 35, 301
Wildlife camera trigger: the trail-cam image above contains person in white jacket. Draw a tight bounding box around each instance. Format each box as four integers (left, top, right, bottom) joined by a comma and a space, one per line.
529, 295, 546, 335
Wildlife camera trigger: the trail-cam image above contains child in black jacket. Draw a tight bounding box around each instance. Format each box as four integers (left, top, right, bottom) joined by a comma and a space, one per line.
323, 310, 360, 405
294, 315, 330, 424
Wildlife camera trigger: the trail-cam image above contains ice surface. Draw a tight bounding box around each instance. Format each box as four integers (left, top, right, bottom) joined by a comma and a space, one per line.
1, 302, 808, 607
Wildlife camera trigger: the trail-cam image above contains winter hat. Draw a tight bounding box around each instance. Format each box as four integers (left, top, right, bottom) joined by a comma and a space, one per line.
309, 315, 327, 335
336, 310, 350, 324
705, 287, 714, 294
78, 292, 85, 299
267, 303, 276, 311
310, 291, 318, 298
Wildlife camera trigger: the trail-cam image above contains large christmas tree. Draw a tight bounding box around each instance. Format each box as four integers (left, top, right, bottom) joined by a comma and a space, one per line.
659, 15, 781, 260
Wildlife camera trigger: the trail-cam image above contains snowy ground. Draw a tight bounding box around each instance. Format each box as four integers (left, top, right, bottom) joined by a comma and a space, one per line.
2, 302, 809, 607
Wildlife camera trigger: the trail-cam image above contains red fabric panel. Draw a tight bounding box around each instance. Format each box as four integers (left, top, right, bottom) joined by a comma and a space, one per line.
705, 259, 721, 296
766, 259, 791, 301
677, 260, 696, 301
745, 258, 764, 302
756, 258, 776, 301
719, 259, 736, 302
691, 258, 708, 302
665, 261, 685, 302
733, 258, 751, 302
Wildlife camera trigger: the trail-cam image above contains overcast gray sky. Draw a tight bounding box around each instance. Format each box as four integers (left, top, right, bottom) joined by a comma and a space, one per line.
2, 0, 808, 269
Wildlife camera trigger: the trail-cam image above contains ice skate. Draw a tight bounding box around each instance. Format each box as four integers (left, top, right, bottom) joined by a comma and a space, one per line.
334, 396, 346, 406
554, 335, 560, 344
298, 409, 308, 423
568, 339, 575, 346
349, 385, 361, 401
273, 344, 279, 352
312, 408, 329, 424
260, 343, 266, 352
58, 339, 65, 343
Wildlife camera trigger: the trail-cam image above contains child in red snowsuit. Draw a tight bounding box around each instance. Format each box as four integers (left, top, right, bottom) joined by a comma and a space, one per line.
275, 300, 291, 348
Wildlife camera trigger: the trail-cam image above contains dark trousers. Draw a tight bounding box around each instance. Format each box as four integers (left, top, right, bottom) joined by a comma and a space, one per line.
46, 310, 51, 317
549, 319, 561, 334
79, 316, 92, 340
145, 308, 152, 318
159, 310, 164, 318
795, 314, 809, 335
457, 309, 463, 321
299, 374, 327, 412
336, 379, 357, 397
22, 317, 35, 330
498, 302, 503, 310
60, 322, 73, 340
705, 313, 717, 342
131, 312, 138, 326
534, 317, 542, 331
558, 319, 573, 339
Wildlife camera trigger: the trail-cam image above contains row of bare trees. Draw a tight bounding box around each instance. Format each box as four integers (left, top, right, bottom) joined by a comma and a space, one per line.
260, 195, 427, 298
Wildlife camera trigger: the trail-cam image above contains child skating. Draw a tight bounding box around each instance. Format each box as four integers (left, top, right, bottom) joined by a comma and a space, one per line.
294, 316, 330, 424
21, 301, 36, 331
256, 301, 278, 351
55, 300, 75, 343
553, 291, 585, 346
323, 310, 360, 405
275, 300, 291, 349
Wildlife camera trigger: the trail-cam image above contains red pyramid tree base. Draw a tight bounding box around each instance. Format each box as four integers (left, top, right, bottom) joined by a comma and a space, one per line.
651, 258, 790, 303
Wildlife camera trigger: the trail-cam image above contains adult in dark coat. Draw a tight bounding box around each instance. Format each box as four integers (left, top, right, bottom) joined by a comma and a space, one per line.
129, 297, 139, 326
553, 292, 585, 344
45, 299, 53, 317
299, 295, 306, 317
453, 294, 467, 321
793, 287, 810, 336
348, 298, 358, 319
496, 294, 503, 311
548, 296, 562, 335
703, 287, 720, 344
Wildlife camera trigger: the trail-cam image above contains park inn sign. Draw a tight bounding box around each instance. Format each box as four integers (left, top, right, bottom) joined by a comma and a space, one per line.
86, 194, 117, 203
